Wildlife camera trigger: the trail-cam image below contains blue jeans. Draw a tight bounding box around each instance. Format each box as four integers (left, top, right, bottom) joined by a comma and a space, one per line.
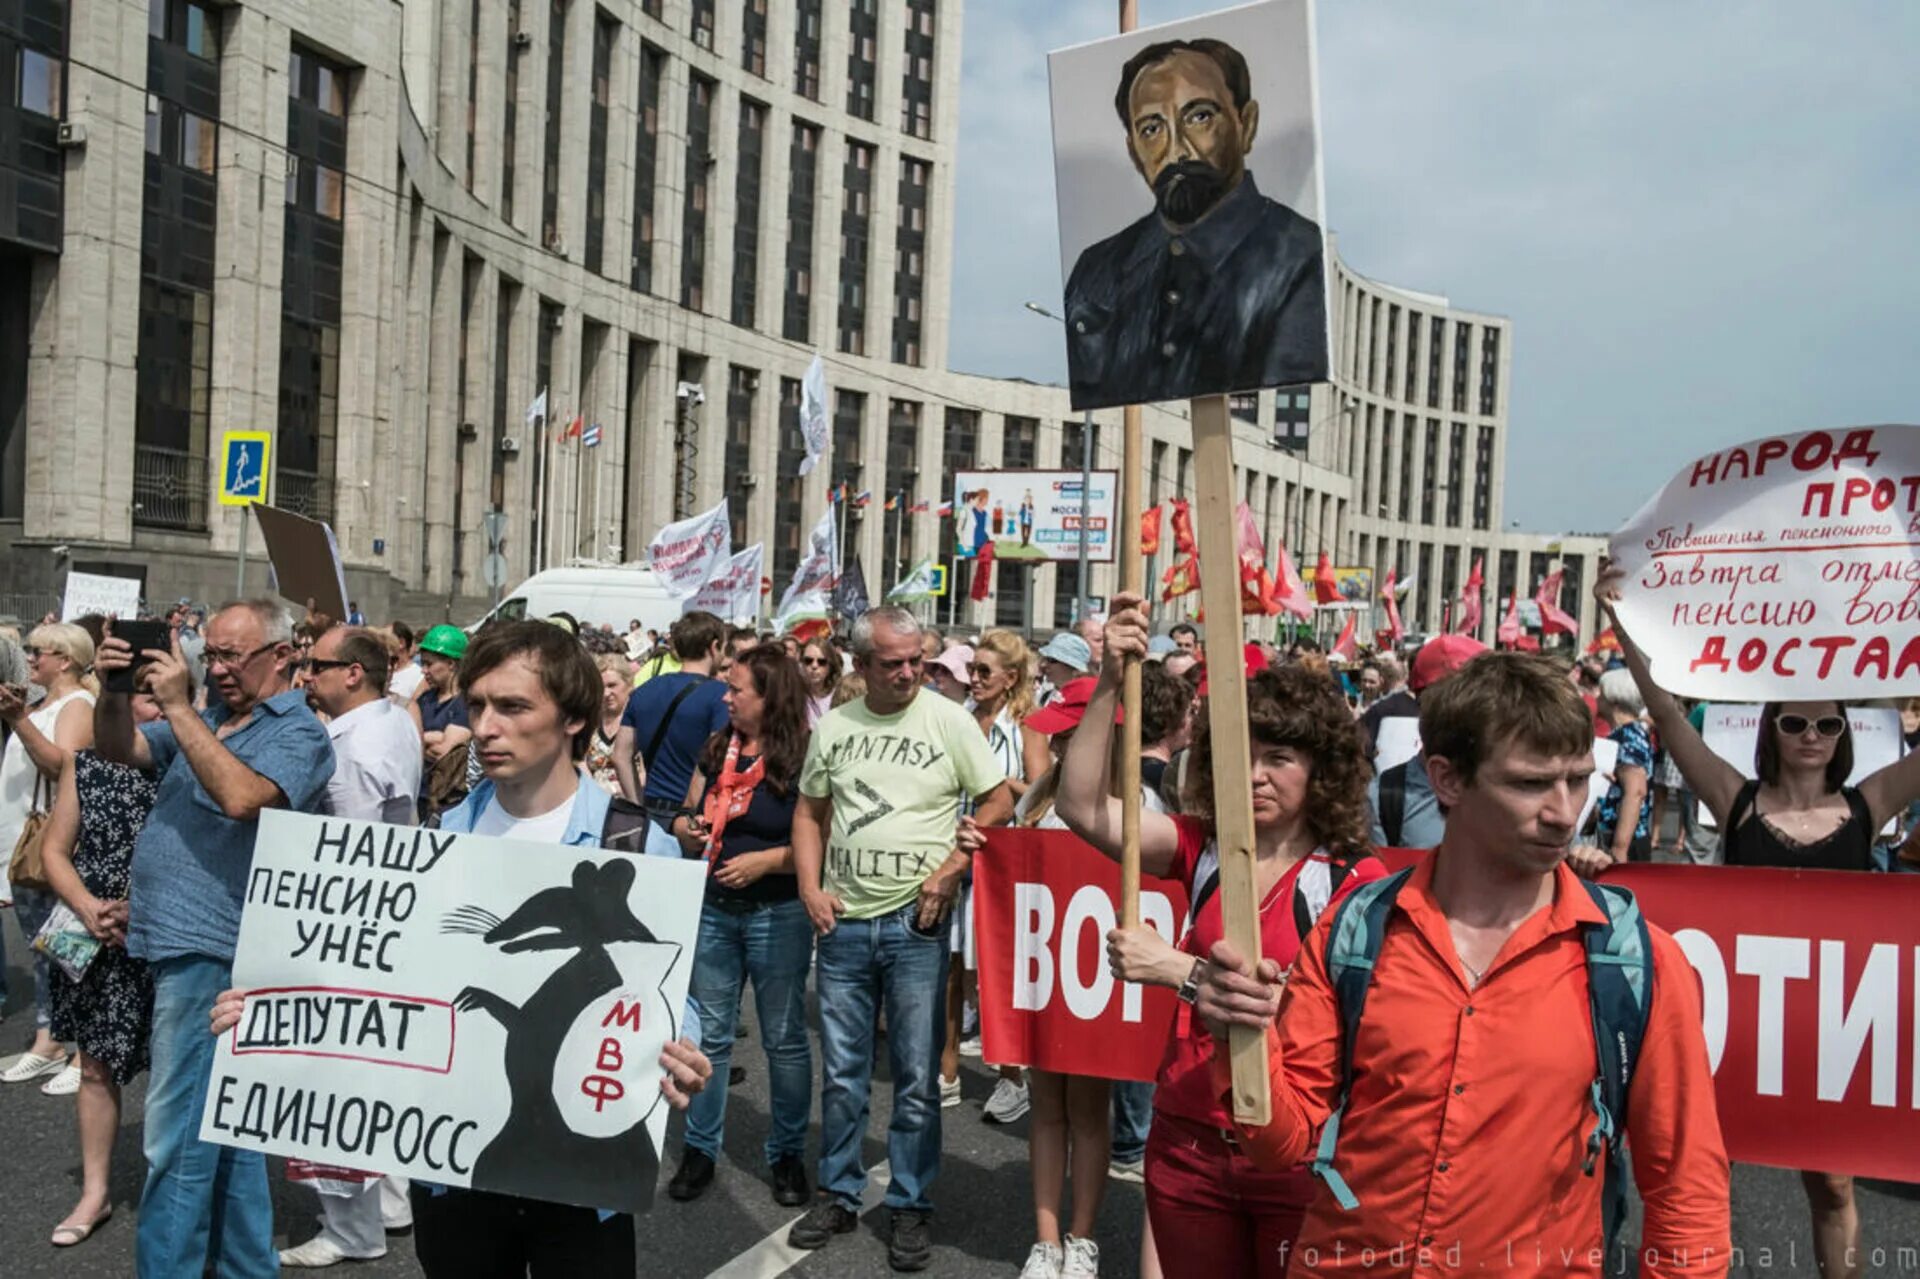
815, 902, 950, 1213
12, 885, 57, 1030
136, 955, 277, 1278
683, 896, 815, 1164
1112, 1080, 1155, 1164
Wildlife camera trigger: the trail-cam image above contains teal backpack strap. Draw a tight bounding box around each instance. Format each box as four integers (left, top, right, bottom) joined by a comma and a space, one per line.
1578, 880, 1654, 1261
1312, 865, 1414, 1212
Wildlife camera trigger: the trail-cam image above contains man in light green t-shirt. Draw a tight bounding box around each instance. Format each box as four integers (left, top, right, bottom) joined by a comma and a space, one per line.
790, 607, 1011, 1270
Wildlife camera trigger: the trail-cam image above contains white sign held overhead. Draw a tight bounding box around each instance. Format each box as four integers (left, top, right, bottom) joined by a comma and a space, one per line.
200, 811, 705, 1214
62, 571, 143, 622
1608, 425, 1920, 701
646, 500, 732, 600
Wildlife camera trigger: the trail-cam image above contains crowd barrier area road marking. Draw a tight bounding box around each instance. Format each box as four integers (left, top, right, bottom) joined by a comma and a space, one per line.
702, 1160, 892, 1279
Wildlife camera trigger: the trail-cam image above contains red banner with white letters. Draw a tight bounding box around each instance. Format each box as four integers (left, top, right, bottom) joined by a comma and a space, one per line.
974, 828, 1190, 1083
980, 834, 1920, 1173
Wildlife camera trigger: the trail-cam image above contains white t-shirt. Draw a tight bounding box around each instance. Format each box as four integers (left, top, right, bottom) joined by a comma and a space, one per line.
470, 791, 576, 843
322, 698, 423, 826
388, 663, 426, 703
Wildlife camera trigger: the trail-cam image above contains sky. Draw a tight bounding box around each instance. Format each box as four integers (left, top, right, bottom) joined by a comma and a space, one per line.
946, 1, 1920, 537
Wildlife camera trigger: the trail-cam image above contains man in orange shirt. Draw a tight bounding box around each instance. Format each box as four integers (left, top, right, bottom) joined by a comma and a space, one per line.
1197, 653, 1731, 1277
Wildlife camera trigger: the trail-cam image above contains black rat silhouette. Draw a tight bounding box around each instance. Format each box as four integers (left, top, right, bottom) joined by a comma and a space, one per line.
444, 857, 681, 1211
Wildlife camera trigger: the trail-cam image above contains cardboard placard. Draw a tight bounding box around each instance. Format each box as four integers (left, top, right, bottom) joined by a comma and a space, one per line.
62, 571, 143, 622
251, 504, 350, 622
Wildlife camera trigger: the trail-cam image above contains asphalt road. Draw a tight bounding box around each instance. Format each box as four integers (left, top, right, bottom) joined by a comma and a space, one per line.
2, 911, 1916, 1278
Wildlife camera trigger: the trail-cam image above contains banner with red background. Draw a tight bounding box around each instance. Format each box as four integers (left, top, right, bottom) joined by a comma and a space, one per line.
980, 833, 1920, 1178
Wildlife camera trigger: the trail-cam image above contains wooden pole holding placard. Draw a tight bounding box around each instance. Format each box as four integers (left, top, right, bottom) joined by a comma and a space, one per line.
1190, 393, 1271, 1126
1115, 0, 1144, 927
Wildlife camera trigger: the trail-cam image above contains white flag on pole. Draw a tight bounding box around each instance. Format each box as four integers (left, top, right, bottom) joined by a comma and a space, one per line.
647, 499, 733, 599
684, 544, 764, 622
780, 508, 838, 613
797, 355, 829, 477
525, 387, 548, 425
887, 557, 938, 603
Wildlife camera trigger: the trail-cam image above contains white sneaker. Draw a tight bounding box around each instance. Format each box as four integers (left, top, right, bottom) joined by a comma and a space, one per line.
958, 1036, 983, 1058
279, 1232, 385, 1268
41, 1059, 82, 1096
1020, 1241, 1064, 1279
982, 1074, 1030, 1124
0, 1050, 65, 1084
1062, 1235, 1100, 1278
940, 1074, 962, 1108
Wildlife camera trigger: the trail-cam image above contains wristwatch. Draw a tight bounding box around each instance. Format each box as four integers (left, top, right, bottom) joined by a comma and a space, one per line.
1176, 957, 1209, 1005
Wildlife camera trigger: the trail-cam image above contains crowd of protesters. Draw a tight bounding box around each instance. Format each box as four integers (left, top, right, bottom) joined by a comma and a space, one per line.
1, 575, 1916, 1279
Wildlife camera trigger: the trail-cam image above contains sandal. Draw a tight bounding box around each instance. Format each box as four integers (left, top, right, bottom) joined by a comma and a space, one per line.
1, 1050, 66, 1084
51, 1209, 111, 1247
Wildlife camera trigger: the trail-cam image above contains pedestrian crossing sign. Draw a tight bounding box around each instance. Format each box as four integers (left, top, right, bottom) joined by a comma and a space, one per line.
929, 564, 949, 596
218, 431, 271, 506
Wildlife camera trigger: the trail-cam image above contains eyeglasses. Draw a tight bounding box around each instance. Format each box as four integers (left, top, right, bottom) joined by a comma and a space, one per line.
800, 657, 830, 667
1776, 713, 1846, 739
298, 658, 356, 675
967, 663, 1001, 678
204, 642, 279, 669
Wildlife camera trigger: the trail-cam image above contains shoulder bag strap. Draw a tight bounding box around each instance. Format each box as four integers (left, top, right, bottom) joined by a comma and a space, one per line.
641, 679, 706, 772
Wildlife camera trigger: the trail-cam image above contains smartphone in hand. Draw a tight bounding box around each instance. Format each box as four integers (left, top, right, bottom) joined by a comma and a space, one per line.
107, 619, 172, 695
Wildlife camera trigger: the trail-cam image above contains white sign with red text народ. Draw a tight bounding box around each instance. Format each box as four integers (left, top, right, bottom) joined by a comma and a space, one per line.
1609, 425, 1920, 700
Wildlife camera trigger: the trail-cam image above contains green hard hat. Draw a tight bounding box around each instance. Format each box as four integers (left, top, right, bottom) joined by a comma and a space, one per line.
419, 624, 469, 661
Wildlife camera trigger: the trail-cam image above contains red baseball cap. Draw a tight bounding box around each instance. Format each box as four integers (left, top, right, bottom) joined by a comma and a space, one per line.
1409, 634, 1489, 693
1026, 677, 1105, 735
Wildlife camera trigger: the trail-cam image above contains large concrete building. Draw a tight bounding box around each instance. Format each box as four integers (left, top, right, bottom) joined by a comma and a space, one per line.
0, 0, 1601, 641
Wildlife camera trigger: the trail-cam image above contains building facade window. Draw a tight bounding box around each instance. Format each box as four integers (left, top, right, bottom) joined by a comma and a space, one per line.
833, 390, 865, 507
532, 300, 560, 572
793, 0, 821, 99
540, 0, 566, 248
690, 0, 714, 50
1396, 419, 1414, 521
1273, 387, 1309, 452
1446, 421, 1465, 528
680, 73, 714, 310
502, 0, 521, 223
845, 0, 875, 121
1403, 311, 1420, 403
892, 157, 927, 365
1427, 315, 1443, 409
901, 0, 934, 139
1480, 327, 1500, 416
1473, 425, 1495, 531
1451, 320, 1471, 412
1384, 305, 1399, 396
1360, 407, 1375, 514
1378, 412, 1395, 520
885, 399, 920, 580
741, 0, 766, 76
630, 43, 662, 292
278, 43, 350, 527
1365, 296, 1379, 390
134, 0, 221, 527
584, 10, 615, 274
491, 277, 519, 510
837, 141, 872, 355
783, 120, 818, 341
731, 100, 765, 327
775, 377, 806, 585
725, 366, 756, 547
1229, 392, 1257, 425
1419, 418, 1439, 526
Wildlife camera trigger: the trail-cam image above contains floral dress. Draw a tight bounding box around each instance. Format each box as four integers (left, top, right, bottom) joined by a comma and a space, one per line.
48, 752, 159, 1084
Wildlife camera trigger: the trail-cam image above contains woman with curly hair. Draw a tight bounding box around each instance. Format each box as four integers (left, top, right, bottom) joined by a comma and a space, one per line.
1050, 591, 1386, 1279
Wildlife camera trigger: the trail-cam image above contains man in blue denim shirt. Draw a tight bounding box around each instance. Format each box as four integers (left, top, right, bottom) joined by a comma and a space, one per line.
95, 600, 335, 1278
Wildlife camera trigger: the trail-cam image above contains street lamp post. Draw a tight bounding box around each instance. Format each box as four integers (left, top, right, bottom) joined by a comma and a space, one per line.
1024, 301, 1093, 626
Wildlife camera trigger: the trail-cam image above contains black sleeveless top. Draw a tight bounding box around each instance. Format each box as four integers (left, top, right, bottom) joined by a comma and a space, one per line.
1721, 781, 1875, 871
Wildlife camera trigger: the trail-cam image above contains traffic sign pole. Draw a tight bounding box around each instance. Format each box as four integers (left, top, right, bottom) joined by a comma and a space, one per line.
236, 504, 248, 598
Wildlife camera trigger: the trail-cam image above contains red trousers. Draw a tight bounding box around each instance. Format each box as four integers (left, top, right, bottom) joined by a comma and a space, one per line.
1145, 1111, 1315, 1279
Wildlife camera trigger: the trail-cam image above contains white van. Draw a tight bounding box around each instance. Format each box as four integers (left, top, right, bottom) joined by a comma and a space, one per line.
475, 566, 683, 635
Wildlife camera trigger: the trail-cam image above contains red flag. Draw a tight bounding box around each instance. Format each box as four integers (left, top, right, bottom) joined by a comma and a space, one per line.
1455, 556, 1484, 635
1534, 567, 1578, 637
969, 539, 996, 602
1497, 592, 1522, 647
1313, 551, 1341, 605
1330, 612, 1358, 663
1587, 627, 1621, 656
1381, 569, 1405, 644
1160, 555, 1200, 602
1271, 545, 1313, 620
1140, 504, 1163, 557
1233, 503, 1280, 616
1168, 499, 1196, 556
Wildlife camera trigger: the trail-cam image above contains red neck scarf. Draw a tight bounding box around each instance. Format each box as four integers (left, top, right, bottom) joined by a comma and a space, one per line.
701, 733, 766, 861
